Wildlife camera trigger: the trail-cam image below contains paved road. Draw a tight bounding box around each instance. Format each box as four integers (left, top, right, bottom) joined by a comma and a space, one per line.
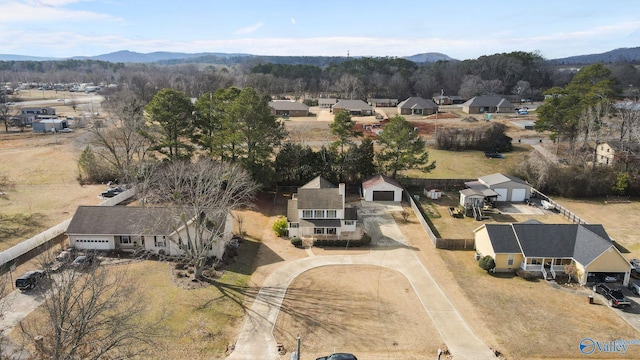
227, 203, 496, 360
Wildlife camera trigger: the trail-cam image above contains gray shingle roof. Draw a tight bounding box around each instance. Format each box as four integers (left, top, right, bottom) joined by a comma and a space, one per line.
463, 96, 513, 107
484, 222, 617, 266
66, 206, 180, 235
268, 101, 310, 111
397, 97, 437, 110
333, 100, 373, 111
297, 188, 343, 209
301, 176, 336, 189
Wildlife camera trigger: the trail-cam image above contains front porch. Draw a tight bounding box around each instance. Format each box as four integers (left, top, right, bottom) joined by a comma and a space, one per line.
520, 258, 573, 280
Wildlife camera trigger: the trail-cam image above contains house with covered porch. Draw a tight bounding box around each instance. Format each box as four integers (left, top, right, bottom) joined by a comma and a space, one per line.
474, 220, 631, 285
287, 176, 359, 240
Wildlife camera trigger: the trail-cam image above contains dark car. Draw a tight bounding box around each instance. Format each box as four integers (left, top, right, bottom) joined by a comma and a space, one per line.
15, 270, 46, 291
100, 187, 123, 198
608, 289, 631, 307
316, 353, 358, 360
594, 283, 612, 296
484, 151, 504, 159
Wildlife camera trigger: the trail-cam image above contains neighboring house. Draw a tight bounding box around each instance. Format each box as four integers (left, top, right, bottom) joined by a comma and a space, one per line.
474, 220, 631, 285
32, 119, 68, 132
287, 176, 359, 240
362, 174, 404, 202
66, 206, 233, 259
268, 100, 310, 117
318, 98, 338, 109
367, 98, 398, 107
433, 94, 465, 105
397, 97, 438, 116
463, 173, 531, 203
20, 107, 56, 126
332, 100, 374, 116
462, 96, 515, 114
596, 141, 640, 166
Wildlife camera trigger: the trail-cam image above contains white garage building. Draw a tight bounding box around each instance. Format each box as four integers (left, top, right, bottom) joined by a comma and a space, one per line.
362, 174, 404, 202
464, 173, 531, 203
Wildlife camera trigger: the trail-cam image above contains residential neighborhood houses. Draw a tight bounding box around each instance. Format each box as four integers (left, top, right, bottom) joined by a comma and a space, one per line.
2, 57, 640, 360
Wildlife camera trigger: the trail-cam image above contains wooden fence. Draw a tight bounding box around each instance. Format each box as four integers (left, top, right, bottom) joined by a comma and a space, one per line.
403, 188, 475, 250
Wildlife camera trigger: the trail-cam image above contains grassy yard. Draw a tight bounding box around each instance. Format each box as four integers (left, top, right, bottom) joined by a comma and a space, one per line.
402, 144, 531, 179
13, 236, 261, 360
437, 249, 640, 359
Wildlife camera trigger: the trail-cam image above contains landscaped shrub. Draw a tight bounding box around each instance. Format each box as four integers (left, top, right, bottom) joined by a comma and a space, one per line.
272, 217, 289, 237
360, 233, 372, 246
478, 255, 496, 273
516, 269, 534, 280
290, 237, 302, 248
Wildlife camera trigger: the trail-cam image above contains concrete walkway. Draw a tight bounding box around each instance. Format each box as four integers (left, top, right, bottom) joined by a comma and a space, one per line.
226, 247, 496, 360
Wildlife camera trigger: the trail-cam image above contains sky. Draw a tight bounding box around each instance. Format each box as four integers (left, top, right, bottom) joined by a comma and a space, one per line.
0, 0, 639, 60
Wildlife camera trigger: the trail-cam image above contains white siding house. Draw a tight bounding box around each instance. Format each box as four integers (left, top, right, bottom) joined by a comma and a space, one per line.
287, 176, 358, 239
66, 206, 233, 259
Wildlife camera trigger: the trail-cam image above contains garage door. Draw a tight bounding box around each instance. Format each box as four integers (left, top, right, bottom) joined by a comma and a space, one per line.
493, 188, 508, 202
511, 188, 526, 202
74, 239, 112, 250
373, 191, 395, 201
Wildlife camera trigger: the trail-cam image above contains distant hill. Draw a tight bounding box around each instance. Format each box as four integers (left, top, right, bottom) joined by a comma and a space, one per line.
0, 54, 58, 61
71, 50, 252, 63
403, 52, 458, 63
550, 47, 640, 64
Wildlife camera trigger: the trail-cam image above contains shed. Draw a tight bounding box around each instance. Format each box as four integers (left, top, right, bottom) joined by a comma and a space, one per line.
362, 174, 403, 202
397, 97, 438, 115
32, 119, 68, 133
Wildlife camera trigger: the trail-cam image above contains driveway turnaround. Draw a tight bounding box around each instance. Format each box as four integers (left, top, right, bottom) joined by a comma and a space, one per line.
226, 247, 497, 360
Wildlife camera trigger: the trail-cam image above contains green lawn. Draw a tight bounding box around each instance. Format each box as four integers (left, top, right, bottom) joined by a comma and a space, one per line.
403, 144, 531, 179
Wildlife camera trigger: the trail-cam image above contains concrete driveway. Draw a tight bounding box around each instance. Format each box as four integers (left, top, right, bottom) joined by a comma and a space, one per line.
227, 202, 496, 360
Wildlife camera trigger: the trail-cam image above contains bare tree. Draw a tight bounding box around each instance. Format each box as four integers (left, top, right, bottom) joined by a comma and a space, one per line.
88, 89, 151, 182
140, 159, 260, 279
614, 100, 640, 142
335, 74, 361, 100
19, 263, 162, 360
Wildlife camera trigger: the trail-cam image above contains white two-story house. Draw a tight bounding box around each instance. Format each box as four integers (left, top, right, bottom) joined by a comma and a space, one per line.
287, 176, 358, 239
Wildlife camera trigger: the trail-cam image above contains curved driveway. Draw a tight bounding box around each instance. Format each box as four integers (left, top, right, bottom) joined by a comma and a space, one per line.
226, 246, 496, 360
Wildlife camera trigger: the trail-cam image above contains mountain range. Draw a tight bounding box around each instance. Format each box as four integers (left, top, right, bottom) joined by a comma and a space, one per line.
0, 47, 639, 65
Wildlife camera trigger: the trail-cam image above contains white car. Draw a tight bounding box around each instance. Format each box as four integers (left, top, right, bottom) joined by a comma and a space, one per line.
58, 128, 73, 133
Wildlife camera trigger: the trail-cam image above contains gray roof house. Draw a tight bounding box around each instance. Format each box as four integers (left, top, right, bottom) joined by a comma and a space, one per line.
332, 100, 374, 116
287, 176, 359, 240
463, 173, 531, 203
462, 96, 515, 114
474, 220, 631, 285
397, 97, 438, 115
268, 100, 310, 117
66, 206, 232, 258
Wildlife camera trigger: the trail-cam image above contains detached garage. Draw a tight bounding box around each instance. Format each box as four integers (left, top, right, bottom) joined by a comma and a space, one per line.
362, 174, 403, 202
472, 173, 531, 202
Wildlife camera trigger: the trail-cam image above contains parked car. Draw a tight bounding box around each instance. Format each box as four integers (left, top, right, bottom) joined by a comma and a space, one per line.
630, 259, 640, 271
608, 289, 631, 308
58, 128, 73, 133
594, 283, 631, 307
71, 254, 95, 269
49, 250, 74, 272
484, 151, 504, 159
316, 354, 358, 360
101, 187, 123, 198
517, 109, 529, 115
604, 275, 618, 283
15, 270, 46, 291
628, 282, 640, 295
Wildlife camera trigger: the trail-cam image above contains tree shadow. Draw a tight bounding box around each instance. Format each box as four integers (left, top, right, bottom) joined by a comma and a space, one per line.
0, 213, 45, 240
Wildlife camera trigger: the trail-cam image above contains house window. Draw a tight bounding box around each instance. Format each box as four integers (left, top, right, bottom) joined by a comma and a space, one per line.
302, 210, 313, 218
530, 258, 541, 265
327, 228, 337, 235
154, 236, 166, 247
314, 228, 325, 235
344, 220, 354, 225
289, 223, 299, 228
120, 236, 131, 244
507, 254, 514, 266
327, 210, 337, 218
314, 210, 324, 218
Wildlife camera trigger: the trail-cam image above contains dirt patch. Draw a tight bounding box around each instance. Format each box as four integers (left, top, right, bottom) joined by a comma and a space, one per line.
273, 266, 444, 360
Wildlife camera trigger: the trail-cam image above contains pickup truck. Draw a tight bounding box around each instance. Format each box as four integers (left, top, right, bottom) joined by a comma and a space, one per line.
595, 284, 631, 307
